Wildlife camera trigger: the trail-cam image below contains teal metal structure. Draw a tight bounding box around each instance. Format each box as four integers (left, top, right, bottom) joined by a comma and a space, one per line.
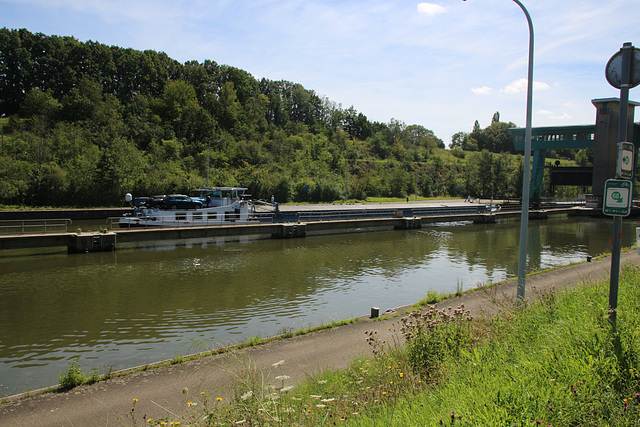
509, 125, 596, 201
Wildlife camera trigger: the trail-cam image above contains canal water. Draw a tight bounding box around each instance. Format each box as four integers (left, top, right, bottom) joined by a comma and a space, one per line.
0, 216, 636, 396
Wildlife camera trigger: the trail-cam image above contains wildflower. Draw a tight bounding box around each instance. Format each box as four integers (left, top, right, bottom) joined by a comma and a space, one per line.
201, 391, 205, 395
321, 398, 335, 402
281, 385, 295, 392
147, 419, 153, 424
317, 380, 328, 384
216, 397, 223, 402
272, 360, 285, 367
187, 401, 197, 406
382, 391, 387, 395
241, 390, 253, 401
399, 373, 404, 378
133, 398, 138, 403
275, 375, 290, 381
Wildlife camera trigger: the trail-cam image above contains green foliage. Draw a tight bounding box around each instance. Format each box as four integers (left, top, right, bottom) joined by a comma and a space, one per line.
58, 358, 87, 390
358, 267, 640, 426
399, 305, 474, 377
0, 28, 532, 207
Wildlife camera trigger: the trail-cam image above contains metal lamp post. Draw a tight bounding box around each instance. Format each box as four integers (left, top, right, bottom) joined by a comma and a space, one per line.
457, 0, 534, 303
512, 0, 535, 305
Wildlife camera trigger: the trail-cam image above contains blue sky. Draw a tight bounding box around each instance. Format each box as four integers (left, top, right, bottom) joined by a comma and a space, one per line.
2, 0, 639, 145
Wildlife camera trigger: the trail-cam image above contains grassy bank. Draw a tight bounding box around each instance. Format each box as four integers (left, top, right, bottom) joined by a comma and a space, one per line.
133, 265, 640, 426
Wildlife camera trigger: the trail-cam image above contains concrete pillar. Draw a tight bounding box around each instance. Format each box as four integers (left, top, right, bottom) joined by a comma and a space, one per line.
394, 217, 422, 230
68, 233, 116, 253
473, 214, 496, 224
591, 98, 639, 205
271, 224, 307, 239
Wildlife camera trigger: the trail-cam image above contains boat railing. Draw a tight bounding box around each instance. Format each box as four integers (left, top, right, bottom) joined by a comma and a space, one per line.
107, 213, 276, 229
295, 209, 398, 222
0, 218, 72, 235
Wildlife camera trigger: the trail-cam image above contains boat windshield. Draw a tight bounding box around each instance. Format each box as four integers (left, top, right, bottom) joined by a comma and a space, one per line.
194, 187, 248, 206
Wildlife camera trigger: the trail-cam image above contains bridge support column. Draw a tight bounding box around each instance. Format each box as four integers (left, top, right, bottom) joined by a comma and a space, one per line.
68, 233, 116, 253
530, 148, 546, 205
271, 224, 307, 239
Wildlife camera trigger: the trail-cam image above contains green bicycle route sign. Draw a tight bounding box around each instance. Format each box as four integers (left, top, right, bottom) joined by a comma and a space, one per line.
617, 141, 635, 179
603, 179, 633, 217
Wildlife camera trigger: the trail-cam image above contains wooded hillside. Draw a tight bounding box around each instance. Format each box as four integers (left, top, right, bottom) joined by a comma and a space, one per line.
1, 28, 531, 207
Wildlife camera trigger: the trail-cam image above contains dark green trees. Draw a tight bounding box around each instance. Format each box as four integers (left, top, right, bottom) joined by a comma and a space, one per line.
0, 28, 526, 207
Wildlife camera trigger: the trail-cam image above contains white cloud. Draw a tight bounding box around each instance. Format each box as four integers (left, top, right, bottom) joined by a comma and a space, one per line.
416, 3, 445, 16
539, 110, 572, 120
503, 78, 551, 94
471, 86, 493, 95
1, 0, 638, 141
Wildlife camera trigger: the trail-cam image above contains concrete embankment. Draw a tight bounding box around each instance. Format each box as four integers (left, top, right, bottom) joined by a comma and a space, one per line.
0, 207, 575, 253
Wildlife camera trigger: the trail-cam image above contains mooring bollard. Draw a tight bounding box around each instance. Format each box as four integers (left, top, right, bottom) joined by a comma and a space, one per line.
370, 307, 380, 318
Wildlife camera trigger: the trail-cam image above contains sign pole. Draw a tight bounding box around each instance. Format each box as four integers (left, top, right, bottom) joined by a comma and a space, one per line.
608, 43, 633, 327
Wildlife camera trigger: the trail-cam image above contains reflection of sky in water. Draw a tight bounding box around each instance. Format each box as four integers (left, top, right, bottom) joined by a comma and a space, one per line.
0, 217, 634, 395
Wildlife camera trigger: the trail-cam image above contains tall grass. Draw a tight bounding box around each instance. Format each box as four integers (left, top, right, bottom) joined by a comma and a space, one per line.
354, 267, 640, 426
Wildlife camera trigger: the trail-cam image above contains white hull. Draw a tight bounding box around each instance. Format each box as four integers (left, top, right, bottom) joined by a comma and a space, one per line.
120, 201, 251, 228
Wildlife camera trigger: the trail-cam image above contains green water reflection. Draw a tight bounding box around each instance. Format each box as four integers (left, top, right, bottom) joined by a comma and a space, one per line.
0, 217, 636, 395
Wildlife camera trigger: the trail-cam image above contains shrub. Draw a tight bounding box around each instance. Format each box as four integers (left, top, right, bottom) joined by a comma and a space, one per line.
58, 358, 86, 390
400, 305, 474, 377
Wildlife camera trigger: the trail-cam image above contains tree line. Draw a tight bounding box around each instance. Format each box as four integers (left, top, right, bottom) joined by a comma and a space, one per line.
0, 28, 534, 207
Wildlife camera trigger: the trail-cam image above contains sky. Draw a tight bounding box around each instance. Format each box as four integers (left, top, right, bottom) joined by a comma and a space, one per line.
2, 0, 640, 145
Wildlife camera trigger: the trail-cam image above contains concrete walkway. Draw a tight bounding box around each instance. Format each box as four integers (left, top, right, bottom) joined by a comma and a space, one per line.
1, 251, 637, 426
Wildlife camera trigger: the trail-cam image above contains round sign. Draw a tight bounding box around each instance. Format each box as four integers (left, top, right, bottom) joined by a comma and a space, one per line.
606, 47, 640, 89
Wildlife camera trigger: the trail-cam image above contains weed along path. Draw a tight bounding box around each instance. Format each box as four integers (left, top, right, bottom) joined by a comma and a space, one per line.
1, 251, 638, 426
